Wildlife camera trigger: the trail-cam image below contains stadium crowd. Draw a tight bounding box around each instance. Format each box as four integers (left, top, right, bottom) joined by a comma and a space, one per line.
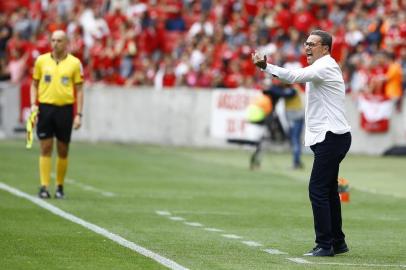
0, 0, 405, 100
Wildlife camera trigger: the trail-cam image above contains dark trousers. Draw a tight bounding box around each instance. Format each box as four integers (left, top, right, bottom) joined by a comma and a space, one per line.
309, 131, 351, 249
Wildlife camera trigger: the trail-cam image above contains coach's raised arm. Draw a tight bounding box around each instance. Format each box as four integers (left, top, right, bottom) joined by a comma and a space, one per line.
252, 29, 352, 257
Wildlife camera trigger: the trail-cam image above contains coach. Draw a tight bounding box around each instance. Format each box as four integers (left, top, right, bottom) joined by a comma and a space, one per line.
252, 30, 351, 257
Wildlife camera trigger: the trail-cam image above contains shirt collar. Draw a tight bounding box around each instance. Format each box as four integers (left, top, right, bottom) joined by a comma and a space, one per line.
313, 54, 330, 64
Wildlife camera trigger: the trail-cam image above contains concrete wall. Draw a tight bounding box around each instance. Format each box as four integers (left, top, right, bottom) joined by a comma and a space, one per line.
1, 82, 405, 154
0, 82, 20, 139
74, 85, 224, 147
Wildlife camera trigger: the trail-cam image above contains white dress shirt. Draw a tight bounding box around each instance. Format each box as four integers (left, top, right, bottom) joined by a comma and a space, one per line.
264, 55, 351, 146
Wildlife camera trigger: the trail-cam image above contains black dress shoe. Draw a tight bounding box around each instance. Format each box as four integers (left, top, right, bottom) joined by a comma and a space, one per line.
333, 242, 349, 254
303, 246, 334, 256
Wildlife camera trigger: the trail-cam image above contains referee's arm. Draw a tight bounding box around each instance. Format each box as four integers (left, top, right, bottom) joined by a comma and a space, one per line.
73, 83, 83, 130
30, 79, 39, 112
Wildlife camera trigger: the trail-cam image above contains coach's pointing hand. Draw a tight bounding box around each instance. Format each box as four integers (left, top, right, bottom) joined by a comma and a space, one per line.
252, 51, 267, 70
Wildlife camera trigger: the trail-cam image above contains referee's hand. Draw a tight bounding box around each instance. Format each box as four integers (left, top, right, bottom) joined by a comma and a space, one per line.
30, 104, 39, 124
73, 114, 82, 130
31, 104, 38, 112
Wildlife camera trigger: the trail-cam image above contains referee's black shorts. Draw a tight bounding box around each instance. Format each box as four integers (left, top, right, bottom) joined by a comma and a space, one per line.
36, 103, 74, 143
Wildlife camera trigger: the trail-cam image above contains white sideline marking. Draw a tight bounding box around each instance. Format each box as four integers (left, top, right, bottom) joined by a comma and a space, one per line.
65, 177, 116, 197
242, 241, 263, 247
287, 257, 406, 268
287, 258, 310, 264
156, 211, 171, 216
204, 228, 224, 232
169, 217, 185, 221
154, 211, 292, 255
154, 211, 293, 257
172, 210, 235, 216
0, 183, 189, 270
184, 222, 203, 227
263, 248, 288, 255
222, 234, 242, 239
153, 211, 405, 268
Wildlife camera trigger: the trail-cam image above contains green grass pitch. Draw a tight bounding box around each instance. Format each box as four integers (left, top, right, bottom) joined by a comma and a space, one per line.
1, 139, 405, 270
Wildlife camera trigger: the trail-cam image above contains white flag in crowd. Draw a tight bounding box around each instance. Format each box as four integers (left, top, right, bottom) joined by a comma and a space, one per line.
358, 95, 394, 122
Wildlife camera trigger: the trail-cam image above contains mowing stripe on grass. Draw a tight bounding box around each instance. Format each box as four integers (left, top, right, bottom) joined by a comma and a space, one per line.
276, 171, 405, 199
355, 186, 405, 199
287, 257, 406, 268
51, 173, 116, 197
65, 177, 116, 197
0, 182, 189, 270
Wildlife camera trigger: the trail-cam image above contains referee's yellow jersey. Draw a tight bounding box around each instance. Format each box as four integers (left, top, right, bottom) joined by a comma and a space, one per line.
33, 53, 84, 106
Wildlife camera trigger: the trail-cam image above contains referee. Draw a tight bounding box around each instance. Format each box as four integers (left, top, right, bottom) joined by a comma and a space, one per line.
30, 30, 84, 199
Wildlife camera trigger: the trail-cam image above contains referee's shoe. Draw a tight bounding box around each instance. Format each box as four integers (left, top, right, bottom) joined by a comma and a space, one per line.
55, 185, 64, 199
38, 186, 51, 199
